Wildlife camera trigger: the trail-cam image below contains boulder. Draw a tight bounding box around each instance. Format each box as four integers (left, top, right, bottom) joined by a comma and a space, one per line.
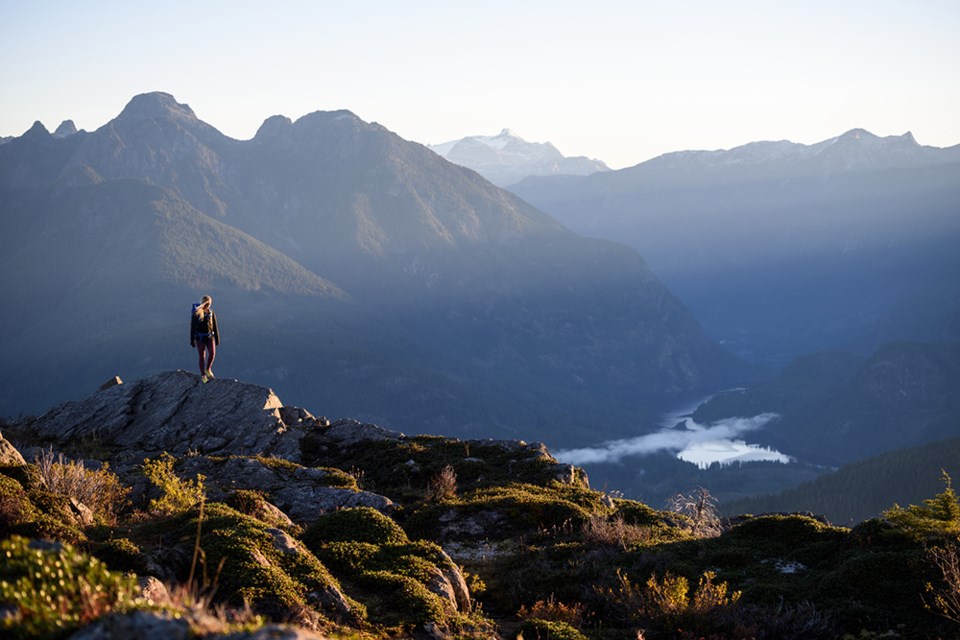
265, 527, 300, 555
68, 497, 95, 527
177, 455, 393, 523
224, 626, 328, 640
234, 493, 296, 529
67, 610, 191, 640
98, 376, 123, 391
137, 576, 171, 606
0, 432, 26, 466
322, 419, 405, 445
429, 547, 471, 613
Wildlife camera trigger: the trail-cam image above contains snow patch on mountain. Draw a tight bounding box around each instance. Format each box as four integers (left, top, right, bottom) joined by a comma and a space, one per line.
429, 129, 610, 187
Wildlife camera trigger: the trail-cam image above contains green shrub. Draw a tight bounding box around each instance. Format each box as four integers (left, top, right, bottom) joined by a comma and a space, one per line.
175, 502, 351, 620
305, 533, 464, 628
721, 514, 848, 561
141, 453, 205, 515
355, 570, 447, 626
0, 473, 36, 530
91, 537, 149, 575
613, 499, 664, 526
302, 507, 408, 547
21, 489, 86, 545
602, 568, 742, 635
885, 472, 960, 539
406, 482, 605, 541
517, 618, 588, 640
0, 536, 142, 639
313, 541, 381, 573
517, 594, 586, 628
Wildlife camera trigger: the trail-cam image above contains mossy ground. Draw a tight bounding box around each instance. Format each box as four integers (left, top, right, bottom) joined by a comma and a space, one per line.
302, 507, 482, 631
2, 435, 958, 639
300, 433, 579, 502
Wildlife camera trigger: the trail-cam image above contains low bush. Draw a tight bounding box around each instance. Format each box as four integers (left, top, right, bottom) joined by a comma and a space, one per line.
354, 570, 447, 626
517, 594, 586, 628
32, 449, 129, 525
581, 514, 653, 549
141, 453, 205, 515
517, 618, 588, 640
0, 536, 142, 639
425, 465, 458, 502
302, 507, 408, 547
885, 472, 960, 539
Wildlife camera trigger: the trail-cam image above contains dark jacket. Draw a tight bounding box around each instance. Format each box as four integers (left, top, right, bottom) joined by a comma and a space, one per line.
190, 309, 220, 347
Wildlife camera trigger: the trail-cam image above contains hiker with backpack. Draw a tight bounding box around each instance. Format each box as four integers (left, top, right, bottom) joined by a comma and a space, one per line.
190, 295, 220, 383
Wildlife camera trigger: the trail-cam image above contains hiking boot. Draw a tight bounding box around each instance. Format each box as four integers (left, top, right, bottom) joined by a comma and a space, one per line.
206, 369, 215, 379
201, 375, 209, 383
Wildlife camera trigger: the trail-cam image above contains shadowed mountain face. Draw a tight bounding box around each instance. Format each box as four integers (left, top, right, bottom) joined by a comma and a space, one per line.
510, 130, 960, 366
0, 92, 751, 446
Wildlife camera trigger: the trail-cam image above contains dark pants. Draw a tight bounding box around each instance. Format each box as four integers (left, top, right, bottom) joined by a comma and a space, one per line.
196, 339, 216, 375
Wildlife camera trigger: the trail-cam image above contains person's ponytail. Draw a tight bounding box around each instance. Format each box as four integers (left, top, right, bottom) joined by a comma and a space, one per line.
195, 295, 212, 319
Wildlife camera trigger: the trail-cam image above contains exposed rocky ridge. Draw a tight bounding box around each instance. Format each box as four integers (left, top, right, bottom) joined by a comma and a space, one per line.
9, 370, 582, 517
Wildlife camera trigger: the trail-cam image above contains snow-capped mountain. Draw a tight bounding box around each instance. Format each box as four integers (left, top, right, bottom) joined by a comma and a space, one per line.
429, 129, 609, 187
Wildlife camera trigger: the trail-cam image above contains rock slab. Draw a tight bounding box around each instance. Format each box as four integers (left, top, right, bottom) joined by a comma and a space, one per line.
21, 371, 310, 462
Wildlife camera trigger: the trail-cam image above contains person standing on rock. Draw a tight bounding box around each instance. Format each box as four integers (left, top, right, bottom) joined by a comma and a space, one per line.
190, 295, 220, 383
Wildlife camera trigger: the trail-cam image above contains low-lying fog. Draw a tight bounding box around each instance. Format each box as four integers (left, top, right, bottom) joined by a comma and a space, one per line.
554, 397, 790, 469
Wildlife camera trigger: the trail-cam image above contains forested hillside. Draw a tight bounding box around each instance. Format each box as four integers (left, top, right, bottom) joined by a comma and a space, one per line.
725, 437, 960, 524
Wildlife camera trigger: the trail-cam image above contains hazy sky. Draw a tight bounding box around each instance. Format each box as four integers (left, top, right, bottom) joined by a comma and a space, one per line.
2, 0, 958, 168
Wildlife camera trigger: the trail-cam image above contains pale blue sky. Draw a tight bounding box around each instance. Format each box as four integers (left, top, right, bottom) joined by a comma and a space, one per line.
2, 0, 957, 168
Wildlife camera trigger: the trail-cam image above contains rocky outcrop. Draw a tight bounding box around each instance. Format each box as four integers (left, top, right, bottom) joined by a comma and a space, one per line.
0, 431, 26, 466
176, 456, 393, 523
321, 419, 404, 445
67, 610, 191, 640
429, 548, 471, 613
18, 371, 322, 465
67, 611, 329, 640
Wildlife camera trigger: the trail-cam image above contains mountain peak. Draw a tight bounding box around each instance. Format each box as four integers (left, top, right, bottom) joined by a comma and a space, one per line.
53, 120, 78, 138
118, 91, 197, 123
254, 114, 293, 140
430, 129, 609, 186
836, 128, 876, 141
23, 120, 51, 139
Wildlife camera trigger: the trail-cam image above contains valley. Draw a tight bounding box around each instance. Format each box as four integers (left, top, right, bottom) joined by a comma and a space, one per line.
1, 94, 958, 521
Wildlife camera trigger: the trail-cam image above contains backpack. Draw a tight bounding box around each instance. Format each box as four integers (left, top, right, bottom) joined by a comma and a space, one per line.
192, 303, 213, 336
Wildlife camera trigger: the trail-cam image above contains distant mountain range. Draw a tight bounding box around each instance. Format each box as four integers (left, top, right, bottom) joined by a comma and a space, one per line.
429, 129, 609, 187
0, 92, 749, 448
510, 129, 960, 365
